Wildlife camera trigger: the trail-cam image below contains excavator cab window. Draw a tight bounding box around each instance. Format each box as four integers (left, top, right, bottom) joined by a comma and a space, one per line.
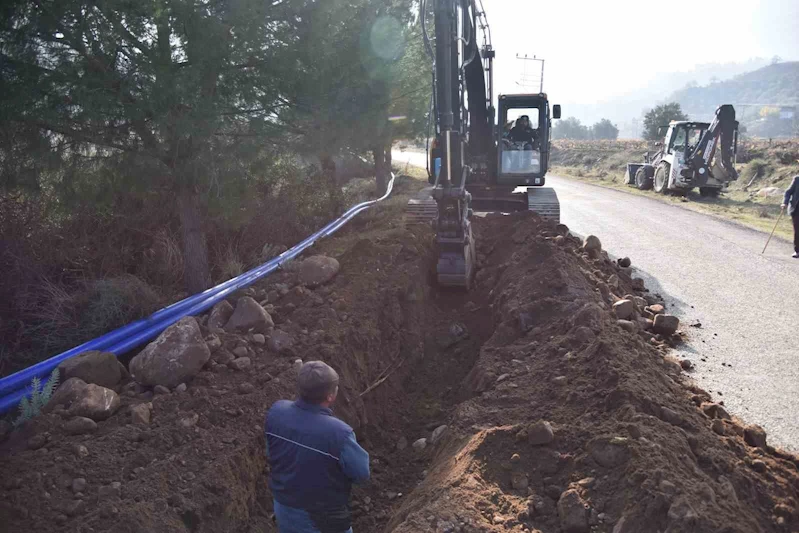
670, 126, 687, 154
500, 106, 542, 174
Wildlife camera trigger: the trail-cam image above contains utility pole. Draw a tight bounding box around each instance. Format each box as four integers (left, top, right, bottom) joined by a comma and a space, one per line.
515, 54, 545, 93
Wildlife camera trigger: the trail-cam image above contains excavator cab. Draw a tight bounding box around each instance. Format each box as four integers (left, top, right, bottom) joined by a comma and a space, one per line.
497, 94, 558, 186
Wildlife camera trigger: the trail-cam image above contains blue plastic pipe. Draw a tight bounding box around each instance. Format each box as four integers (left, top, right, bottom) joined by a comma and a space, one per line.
0, 174, 396, 414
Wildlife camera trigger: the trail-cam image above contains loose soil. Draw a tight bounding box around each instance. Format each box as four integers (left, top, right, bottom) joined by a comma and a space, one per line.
1, 204, 798, 533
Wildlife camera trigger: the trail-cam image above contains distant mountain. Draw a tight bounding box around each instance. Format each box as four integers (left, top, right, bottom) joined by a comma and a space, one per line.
668, 62, 799, 137
560, 58, 772, 136
670, 62, 799, 118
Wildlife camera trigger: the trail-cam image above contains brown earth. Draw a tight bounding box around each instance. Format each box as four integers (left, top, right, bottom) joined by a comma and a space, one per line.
1, 208, 798, 533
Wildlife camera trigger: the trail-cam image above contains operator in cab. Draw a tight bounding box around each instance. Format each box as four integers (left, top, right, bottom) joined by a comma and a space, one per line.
508, 115, 536, 148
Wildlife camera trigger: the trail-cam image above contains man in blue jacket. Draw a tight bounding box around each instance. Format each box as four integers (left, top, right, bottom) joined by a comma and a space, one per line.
265, 361, 370, 533
783, 173, 799, 258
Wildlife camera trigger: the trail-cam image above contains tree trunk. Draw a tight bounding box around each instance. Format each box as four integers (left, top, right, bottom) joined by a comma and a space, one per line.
373, 146, 389, 195
321, 154, 341, 215
177, 188, 211, 294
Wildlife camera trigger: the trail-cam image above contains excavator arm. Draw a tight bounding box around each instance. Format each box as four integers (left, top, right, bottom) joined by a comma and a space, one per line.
688, 104, 739, 184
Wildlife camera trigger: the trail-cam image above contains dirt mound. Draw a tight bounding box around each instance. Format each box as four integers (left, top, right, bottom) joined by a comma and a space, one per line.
1, 211, 797, 533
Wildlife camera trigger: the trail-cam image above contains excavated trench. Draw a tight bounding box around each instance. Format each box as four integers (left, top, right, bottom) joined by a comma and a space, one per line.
2, 212, 799, 533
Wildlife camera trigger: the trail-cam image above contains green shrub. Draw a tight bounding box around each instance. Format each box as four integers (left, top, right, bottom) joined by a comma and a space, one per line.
14, 368, 59, 426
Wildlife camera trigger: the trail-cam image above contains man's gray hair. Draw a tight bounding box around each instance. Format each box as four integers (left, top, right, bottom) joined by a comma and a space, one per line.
297, 361, 339, 404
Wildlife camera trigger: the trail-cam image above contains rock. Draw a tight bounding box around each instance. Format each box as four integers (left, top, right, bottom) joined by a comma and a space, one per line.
652, 314, 679, 335
647, 304, 665, 315
700, 402, 730, 420
233, 346, 249, 358
229, 357, 251, 371
207, 301, 234, 331
27, 434, 47, 450
589, 438, 630, 468
68, 384, 120, 421
583, 235, 602, 252
98, 481, 122, 500
213, 350, 235, 365
631, 278, 645, 291
557, 489, 590, 533
57, 351, 123, 389
130, 317, 211, 388
74, 444, 89, 458
175, 383, 187, 393
180, 413, 199, 428
711, 419, 726, 435
71, 478, 87, 493
572, 303, 604, 329
573, 326, 595, 344
617, 257, 631, 268
680, 359, 693, 370
751, 459, 767, 473
252, 333, 266, 345
268, 330, 295, 352
206, 336, 222, 352
237, 382, 255, 394
553, 235, 565, 245
46, 378, 89, 411
616, 319, 636, 333
153, 384, 170, 395
757, 186, 782, 198
667, 496, 698, 522
660, 407, 682, 426
636, 317, 653, 331
396, 436, 408, 451
612, 300, 635, 320
225, 297, 274, 334
293, 359, 303, 372
64, 416, 98, 435
511, 472, 529, 491
552, 376, 567, 386
528, 420, 554, 446
744, 425, 767, 449
298, 255, 341, 287
412, 438, 427, 451
430, 425, 448, 444
130, 404, 151, 426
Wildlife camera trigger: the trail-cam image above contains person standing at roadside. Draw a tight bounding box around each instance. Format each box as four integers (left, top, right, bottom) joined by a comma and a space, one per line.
265, 361, 370, 533
783, 171, 799, 258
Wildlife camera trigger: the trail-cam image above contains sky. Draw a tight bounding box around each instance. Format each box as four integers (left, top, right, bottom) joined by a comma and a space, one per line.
481, 0, 799, 106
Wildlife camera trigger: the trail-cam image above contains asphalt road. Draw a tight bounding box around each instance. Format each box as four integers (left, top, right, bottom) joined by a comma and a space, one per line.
394, 150, 799, 451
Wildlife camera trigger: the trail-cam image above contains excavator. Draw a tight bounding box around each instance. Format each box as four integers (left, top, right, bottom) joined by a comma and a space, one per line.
406, 0, 561, 289
625, 104, 739, 197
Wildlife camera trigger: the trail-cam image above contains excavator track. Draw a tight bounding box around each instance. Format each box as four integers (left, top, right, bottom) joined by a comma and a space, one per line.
405, 187, 560, 225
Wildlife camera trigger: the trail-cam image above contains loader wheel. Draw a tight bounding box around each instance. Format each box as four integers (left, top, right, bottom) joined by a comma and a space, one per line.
635, 167, 653, 190
654, 163, 670, 194
699, 187, 720, 198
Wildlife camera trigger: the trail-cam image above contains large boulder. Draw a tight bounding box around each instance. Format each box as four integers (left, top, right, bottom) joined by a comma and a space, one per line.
58, 351, 124, 389
267, 329, 295, 353
224, 297, 274, 334
298, 256, 340, 287
207, 300, 234, 331
612, 300, 635, 320
558, 489, 590, 533
45, 377, 89, 412
68, 384, 120, 421
653, 314, 680, 335
130, 317, 211, 388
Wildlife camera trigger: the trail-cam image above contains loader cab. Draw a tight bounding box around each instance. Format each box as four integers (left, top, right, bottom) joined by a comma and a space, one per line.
665, 121, 709, 161
496, 94, 559, 187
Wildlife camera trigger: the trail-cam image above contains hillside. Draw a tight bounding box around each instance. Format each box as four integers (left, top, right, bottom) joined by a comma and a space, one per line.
670, 62, 799, 136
